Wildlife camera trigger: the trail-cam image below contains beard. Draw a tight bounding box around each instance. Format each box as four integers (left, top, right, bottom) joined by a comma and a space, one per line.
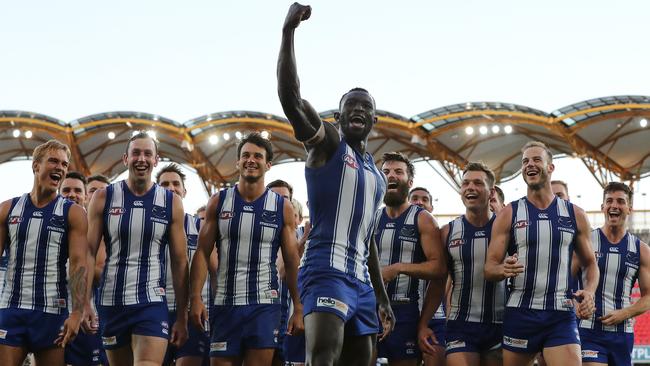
525, 168, 548, 191
383, 181, 409, 207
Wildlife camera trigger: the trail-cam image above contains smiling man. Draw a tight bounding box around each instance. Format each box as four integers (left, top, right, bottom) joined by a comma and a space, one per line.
278, 3, 394, 365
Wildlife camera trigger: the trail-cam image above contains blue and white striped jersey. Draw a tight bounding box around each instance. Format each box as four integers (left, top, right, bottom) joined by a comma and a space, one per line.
166, 213, 208, 312
447, 214, 504, 323
0, 251, 7, 292
376, 205, 425, 303
1, 194, 72, 314
507, 197, 577, 311
301, 139, 387, 284
213, 186, 284, 306
99, 181, 173, 306
579, 229, 640, 333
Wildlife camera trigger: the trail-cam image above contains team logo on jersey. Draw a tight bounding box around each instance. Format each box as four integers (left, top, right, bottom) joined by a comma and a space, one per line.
316, 297, 349, 316
33, 211, 43, 217
558, 217, 573, 228
503, 336, 528, 348
342, 154, 359, 169
134, 201, 144, 207
109, 207, 125, 215
449, 238, 465, 248
514, 220, 529, 229
261, 211, 277, 223
49, 215, 65, 228
152, 206, 167, 219
626, 251, 640, 266
220, 211, 233, 219
400, 225, 417, 237
582, 350, 598, 358
187, 235, 198, 249
8, 216, 22, 225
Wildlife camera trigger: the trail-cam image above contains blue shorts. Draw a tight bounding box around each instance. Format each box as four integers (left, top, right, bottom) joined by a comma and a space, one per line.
579, 328, 634, 365
97, 302, 169, 350
282, 333, 305, 364
377, 302, 420, 360
209, 304, 281, 357
0, 308, 66, 351
445, 320, 502, 355
299, 268, 378, 336
65, 330, 107, 366
164, 311, 209, 363
427, 318, 447, 346
502, 307, 579, 353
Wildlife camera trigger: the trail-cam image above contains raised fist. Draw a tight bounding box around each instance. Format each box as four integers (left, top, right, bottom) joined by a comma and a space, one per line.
283, 2, 312, 30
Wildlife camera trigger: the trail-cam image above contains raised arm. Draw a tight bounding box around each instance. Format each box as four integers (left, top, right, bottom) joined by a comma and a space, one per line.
572, 206, 598, 319
168, 193, 189, 347
190, 193, 219, 332
485, 204, 523, 281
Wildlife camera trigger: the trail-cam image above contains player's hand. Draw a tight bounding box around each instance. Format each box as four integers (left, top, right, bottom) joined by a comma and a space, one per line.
189, 297, 208, 332
283, 2, 311, 31
381, 264, 400, 284
574, 289, 595, 319
170, 315, 189, 348
80, 303, 99, 334
417, 324, 439, 355
600, 308, 630, 326
55, 311, 82, 347
286, 305, 305, 336
377, 301, 395, 342
503, 254, 524, 278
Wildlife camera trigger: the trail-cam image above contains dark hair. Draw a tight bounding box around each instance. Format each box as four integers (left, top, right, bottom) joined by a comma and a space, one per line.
339, 87, 375, 110
237, 132, 274, 162
381, 152, 415, 179
409, 187, 431, 201
87, 174, 111, 185
551, 180, 569, 194
125, 131, 159, 155
156, 163, 187, 188
462, 161, 496, 188
603, 182, 633, 204
494, 185, 505, 204
267, 179, 293, 200
65, 171, 87, 186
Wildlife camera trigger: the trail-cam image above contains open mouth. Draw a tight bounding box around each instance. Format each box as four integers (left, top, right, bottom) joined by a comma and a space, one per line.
608, 211, 621, 219
49, 172, 62, 183
135, 165, 148, 172
387, 182, 399, 190
350, 116, 365, 128
464, 193, 478, 200
526, 170, 539, 177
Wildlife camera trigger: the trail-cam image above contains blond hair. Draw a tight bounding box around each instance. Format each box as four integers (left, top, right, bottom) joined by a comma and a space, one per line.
32, 139, 71, 164
521, 141, 553, 162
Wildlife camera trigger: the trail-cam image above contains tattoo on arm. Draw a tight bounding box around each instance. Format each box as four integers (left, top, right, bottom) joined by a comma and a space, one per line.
69, 266, 87, 312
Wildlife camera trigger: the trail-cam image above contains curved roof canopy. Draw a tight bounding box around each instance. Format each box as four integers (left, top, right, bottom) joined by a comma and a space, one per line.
2, 95, 650, 193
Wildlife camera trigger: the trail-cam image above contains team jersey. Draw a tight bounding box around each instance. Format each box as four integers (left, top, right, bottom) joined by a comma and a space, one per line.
447, 214, 504, 323
1, 194, 73, 314
579, 229, 640, 333
0, 252, 7, 292
376, 205, 425, 303
213, 186, 284, 306
507, 196, 577, 311
99, 181, 173, 306
165, 213, 209, 312
301, 139, 387, 284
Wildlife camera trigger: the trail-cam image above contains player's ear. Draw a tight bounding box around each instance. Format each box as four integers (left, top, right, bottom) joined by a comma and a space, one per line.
334, 112, 340, 121
122, 153, 128, 167
373, 116, 378, 125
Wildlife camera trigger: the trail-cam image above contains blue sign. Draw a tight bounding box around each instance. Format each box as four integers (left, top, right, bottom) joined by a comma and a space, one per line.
633, 346, 650, 361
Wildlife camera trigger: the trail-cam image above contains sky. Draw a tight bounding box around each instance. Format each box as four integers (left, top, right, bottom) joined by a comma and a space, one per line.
2, 1, 650, 222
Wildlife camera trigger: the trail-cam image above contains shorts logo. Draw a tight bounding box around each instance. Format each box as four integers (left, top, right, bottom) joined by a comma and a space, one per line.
220, 211, 233, 220
161, 321, 169, 329
316, 297, 349, 316
154, 287, 166, 296
343, 154, 359, 169
0, 329, 7, 339
405, 340, 416, 354
211, 342, 227, 352
446, 340, 466, 350
582, 350, 598, 358
503, 336, 528, 348
9, 216, 22, 225
109, 207, 125, 215
102, 336, 117, 346
514, 220, 529, 229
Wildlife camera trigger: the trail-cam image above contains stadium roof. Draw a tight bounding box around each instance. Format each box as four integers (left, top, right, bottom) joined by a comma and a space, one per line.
2, 95, 650, 193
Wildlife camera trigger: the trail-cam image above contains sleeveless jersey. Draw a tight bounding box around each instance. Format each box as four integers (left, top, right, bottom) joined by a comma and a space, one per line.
301, 139, 387, 284
447, 214, 504, 323
99, 181, 173, 306
0, 252, 7, 292
579, 229, 640, 333
166, 213, 209, 312
376, 205, 425, 303
507, 196, 577, 311
1, 194, 72, 314
213, 186, 284, 306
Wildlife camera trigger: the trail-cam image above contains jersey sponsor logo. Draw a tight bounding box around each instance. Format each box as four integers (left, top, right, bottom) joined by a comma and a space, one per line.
558, 226, 575, 234
0, 329, 7, 339
33, 211, 43, 217
594, 251, 603, 258
109, 207, 125, 215
446, 340, 466, 350
220, 211, 233, 220
150, 216, 169, 224
503, 336, 528, 348
538, 213, 548, 219
243, 205, 254, 212
8, 216, 22, 225
53, 298, 67, 308
211, 342, 227, 352
102, 336, 117, 346
514, 220, 529, 229
449, 239, 465, 248
316, 296, 349, 316
475, 230, 486, 237
342, 154, 359, 169
154, 287, 166, 296
134, 201, 144, 207
561, 298, 574, 308
264, 289, 279, 299
582, 350, 598, 358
